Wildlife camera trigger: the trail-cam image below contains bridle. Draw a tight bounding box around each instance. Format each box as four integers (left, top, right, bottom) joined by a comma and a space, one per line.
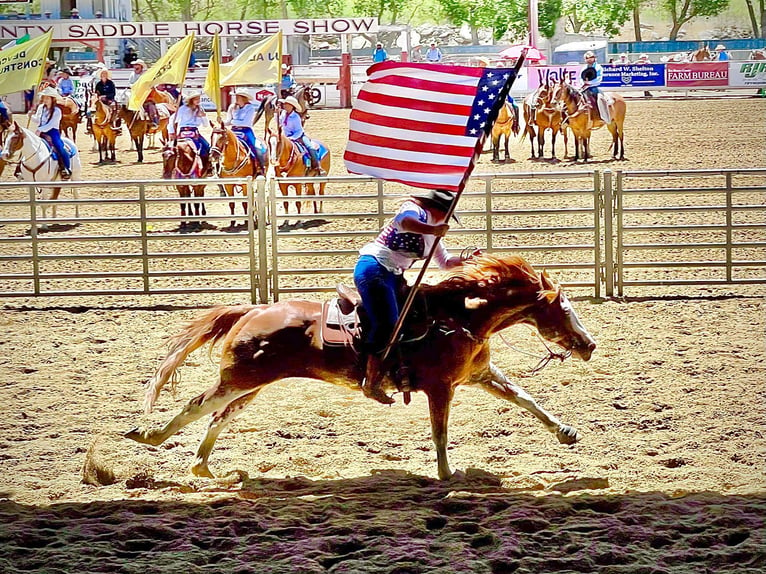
3, 129, 54, 179
210, 128, 250, 175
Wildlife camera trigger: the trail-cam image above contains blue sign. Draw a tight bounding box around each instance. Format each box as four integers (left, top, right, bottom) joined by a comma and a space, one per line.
601, 64, 665, 88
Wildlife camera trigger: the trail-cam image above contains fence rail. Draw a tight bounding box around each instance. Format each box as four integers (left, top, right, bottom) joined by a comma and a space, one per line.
0, 169, 764, 303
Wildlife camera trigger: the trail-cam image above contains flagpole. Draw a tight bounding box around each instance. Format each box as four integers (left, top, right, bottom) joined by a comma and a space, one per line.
379, 51, 528, 364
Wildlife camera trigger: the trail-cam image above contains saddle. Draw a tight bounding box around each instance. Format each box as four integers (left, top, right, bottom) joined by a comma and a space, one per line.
321, 284, 363, 348
41, 136, 77, 161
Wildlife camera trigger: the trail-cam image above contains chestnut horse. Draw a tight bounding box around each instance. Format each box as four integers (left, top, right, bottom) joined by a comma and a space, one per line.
490, 100, 519, 163
551, 79, 626, 161
90, 98, 119, 164
522, 83, 564, 161
57, 97, 82, 142
125, 254, 596, 480
118, 88, 175, 162
162, 138, 207, 230
210, 122, 268, 228
267, 129, 330, 217
253, 84, 314, 133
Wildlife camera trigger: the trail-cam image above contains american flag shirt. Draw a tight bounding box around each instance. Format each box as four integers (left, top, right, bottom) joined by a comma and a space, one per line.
359, 201, 451, 274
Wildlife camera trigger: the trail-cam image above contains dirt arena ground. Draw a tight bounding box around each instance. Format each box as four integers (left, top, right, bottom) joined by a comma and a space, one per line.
0, 97, 765, 573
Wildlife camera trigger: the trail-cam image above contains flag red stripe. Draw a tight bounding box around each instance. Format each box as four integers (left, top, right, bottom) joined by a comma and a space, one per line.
344, 151, 469, 175
348, 130, 474, 157
357, 89, 472, 117
370, 74, 479, 96
350, 109, 467, 137
370, 60, 484, 79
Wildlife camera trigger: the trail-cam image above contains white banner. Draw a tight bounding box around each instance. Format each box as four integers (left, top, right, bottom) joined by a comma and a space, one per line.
728, 61, 766, 87
0, 18, 378, 40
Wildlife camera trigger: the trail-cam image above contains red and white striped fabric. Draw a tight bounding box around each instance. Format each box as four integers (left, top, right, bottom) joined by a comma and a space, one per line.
344, 61, 517, 192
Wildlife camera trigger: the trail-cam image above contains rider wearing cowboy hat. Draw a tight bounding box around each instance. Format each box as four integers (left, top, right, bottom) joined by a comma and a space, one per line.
715, 44, 730, 61
225, 88, 265, 173
168, 90, 213, 176
128, 59, 147, 86
278, 95, 325, 176
128, 60, 160, 126
57, 68, 75, 98
580, 51, 611, 124
280, 64, 296, 98
29, 86, 72, 179
93, 67, 121, 132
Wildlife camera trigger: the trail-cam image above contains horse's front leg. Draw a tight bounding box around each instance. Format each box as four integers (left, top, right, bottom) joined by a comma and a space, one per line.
479, 361, 579, 444
503, 134, 510, 162
426, 386, 456, 480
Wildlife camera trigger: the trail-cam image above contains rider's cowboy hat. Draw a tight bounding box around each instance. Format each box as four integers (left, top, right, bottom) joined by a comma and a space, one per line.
281, 63, 289, 70
413, 189, 460, 222
132, 59, 147, 69
279, 95, 302, 113
715, 44, 726, 51
584, 51, 596, 58
38, 86, 61, 100
97, 67, 112, 79
233, 88, 253, 101
60, 68, 72, 75
185, 89, 203, 102
581, 66, 597, 81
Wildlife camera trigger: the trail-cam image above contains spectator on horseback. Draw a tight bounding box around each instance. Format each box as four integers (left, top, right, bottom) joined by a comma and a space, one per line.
129, 60, 160, 127
168, 90, 212, 176
29, 87, 71, 180
280, 64, 296, 98
278, 95, 325, 176
57, 69, 74, 98
93, 67, 121, 132
353, 189, 470, 404
372, 42, 388, 63
225, 88, 265, 172
580, 51, 611, 124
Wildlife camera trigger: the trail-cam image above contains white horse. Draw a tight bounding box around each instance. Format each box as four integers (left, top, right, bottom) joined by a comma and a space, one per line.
1, 122, 82, 226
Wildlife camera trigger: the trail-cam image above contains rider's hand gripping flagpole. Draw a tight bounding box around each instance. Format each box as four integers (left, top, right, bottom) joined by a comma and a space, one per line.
379, 51, 528, 365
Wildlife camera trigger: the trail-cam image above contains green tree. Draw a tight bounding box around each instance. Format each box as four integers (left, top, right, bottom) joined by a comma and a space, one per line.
353, 0, 413, 24
561, 0, 632, 37
660, 0, 731, 40
437, 0, 561, 43
744, 0, 766, 38
500, 0, 563, 41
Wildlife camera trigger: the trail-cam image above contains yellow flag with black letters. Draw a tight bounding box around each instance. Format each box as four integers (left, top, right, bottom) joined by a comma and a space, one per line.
0, 30, 52, 95
128, 34, 195, 111
220, 32, 281, 87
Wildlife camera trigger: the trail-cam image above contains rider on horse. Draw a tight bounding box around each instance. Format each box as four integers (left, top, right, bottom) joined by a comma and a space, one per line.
353, 189, 471, 404
280, 64, 296, 99
56, 68, 75, 98
92, 67, 121, 133
225, 87, 266, 174
278, 95, 325, 176
29, 86, 72, 179
580, 51, 611, 124
129, 60, 160, 127
168, 90, 212, 176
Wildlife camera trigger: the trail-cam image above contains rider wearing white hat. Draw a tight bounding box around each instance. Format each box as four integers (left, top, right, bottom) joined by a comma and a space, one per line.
224, 88, 264, 172
30, 86, 71, 179
280, 63, 295, 98
168, 89, 212, 175
128, 59, 147, 86
278, 95, 325, 175
715, 44, 730, 61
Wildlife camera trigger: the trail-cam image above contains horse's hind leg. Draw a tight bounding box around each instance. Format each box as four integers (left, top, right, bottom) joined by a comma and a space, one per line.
192, 389, 261, 478
426, 386, 456, 480
478, 362, 579, 444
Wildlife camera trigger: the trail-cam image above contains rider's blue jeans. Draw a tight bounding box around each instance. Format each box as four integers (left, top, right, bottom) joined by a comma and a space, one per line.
353, 255, 400, 354
232, 126, 265, 166
42, 128, 71, 171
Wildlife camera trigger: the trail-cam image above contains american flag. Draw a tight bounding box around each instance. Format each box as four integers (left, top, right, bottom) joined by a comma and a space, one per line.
344, 61, 518, 192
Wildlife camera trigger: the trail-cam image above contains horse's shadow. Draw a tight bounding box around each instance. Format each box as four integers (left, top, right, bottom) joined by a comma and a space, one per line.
27, 223, 80, 235
278, 218, 330, 232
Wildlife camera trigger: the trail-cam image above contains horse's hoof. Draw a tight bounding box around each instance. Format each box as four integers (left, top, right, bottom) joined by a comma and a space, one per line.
191, 462, 215, 478
124, 426, 148, 443
556, 425, 580, 445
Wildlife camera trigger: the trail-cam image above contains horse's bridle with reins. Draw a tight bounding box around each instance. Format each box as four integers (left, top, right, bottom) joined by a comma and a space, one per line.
4, 130, 55, 180
210, 128, 250, 176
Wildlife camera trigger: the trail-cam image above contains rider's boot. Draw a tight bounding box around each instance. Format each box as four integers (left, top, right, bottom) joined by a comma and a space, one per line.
309, 149, 326, 176
361, 352, 394, 405
58, 159, 71, 180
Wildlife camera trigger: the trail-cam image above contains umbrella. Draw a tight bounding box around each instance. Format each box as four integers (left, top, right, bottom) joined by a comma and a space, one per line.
498, 45, 546, 62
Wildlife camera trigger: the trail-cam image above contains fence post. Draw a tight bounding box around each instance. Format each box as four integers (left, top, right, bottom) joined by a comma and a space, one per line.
593, 171, 601, 299
725, 172, 733, 282
485, 177, 493, 252
602, 170, 614, 297
255, 176, 269, 304
268, 176, 280, 302
615, 171, 624, 297
246, 176, 258, 304
376, 179, 385, 228
28, 185, 40, 295
138, 183, 150, 293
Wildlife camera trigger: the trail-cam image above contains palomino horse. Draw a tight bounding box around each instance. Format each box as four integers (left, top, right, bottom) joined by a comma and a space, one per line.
57, 96, 82, 142
253, 84, 314, 133
522, 83, 564, 161
0, 122, 82, 226
268, 129, 330, 218
209, 122, 268, 228
490, 101, 519, 162
90, 97, 119, 164
551, 80, 627, 161
162, 136, 207, 230
125, 254, 596, 480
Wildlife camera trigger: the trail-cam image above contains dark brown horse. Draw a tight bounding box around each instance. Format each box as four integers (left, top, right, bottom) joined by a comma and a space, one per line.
253, 84, 315, 133
210, 122, 267, 228
268, 128, 330, 217
162, 138, 207, 230
490, 101, 519, 162
551, 79, 627, 161
125, 254, 596, 480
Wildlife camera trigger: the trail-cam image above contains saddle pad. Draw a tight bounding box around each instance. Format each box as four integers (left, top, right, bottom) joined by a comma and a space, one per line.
45, 138, 77, 161
321, 298, 361, 348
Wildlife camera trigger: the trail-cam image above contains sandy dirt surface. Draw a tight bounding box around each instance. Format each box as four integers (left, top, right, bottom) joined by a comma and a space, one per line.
0, 97, 765, 573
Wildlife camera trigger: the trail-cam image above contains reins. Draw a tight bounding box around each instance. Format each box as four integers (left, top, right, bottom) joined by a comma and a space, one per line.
497, 329, 571, 377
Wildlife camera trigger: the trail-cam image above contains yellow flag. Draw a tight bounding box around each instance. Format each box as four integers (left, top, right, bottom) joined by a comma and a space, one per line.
128, 34, 195, 111
0, 30, 53, 95
203, 33, 221, 114
221, 32, 281, 87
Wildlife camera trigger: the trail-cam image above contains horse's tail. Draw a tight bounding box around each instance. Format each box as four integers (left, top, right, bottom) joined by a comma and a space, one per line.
143, 304, 261, 413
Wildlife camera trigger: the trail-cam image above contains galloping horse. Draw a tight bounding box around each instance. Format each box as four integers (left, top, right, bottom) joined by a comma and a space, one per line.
253, 84, 314, 133
162, 137, 207, 230
210, 122, 268, 228
490, 100, 519, 163
267, 128, 331, 217
551, 79, 627, 161
1, 122, 82, 225
125, 254, 596, 480
522, 83, 564, 161
57, 96, 82, 142
90, 97, 119, 164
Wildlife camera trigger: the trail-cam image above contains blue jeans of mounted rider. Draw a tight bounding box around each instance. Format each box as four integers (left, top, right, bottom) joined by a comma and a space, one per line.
294, 134, 320, 166
353, 255, 402, 354
42, 128, 71, 171
232, 126, 265, 166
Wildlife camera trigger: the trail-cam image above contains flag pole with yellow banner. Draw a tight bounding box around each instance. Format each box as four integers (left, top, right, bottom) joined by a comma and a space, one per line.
0, 30, 53, 96
220, 31, 281, 87
203, 33, 222, 120
128, 33, 196, 112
